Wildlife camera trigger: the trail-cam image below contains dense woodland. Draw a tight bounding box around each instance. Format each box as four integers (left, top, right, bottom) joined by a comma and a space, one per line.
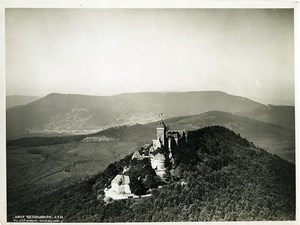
7, 126, 295, 222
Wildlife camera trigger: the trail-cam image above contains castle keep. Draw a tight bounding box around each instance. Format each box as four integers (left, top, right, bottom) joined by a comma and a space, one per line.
147, 121, 187, 177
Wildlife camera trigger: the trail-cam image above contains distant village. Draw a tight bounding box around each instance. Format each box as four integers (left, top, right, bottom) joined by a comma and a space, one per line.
104, 120, 187, 200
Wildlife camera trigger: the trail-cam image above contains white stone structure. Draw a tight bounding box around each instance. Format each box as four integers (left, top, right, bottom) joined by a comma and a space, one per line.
150, 153, 166, 178
111, 174, 131, 194
152, 139, 161, 150
104, 174, 132, 200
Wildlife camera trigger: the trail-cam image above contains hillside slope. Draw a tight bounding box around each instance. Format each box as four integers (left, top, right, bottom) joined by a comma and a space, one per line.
7, 126, 295, 222
8, 111, 295, 163
7, 91, 294, 139
161, 111, 295, 162
238, 105, 295, 130
96, 111, 295, 162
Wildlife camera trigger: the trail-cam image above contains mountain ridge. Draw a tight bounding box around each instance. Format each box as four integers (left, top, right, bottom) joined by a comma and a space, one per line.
97, 111, 294, 162
6, 91, 294, 139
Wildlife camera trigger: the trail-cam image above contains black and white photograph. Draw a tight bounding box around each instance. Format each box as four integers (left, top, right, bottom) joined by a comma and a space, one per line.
2, 3, 298, 223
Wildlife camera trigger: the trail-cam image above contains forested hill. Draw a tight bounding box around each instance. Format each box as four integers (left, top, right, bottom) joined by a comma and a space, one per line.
7, 126, 295, 222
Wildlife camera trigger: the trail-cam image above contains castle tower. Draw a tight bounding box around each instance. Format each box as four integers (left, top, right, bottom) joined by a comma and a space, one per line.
156, 121, 166, 147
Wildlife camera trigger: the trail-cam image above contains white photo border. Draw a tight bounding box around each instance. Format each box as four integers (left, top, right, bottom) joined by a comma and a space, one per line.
0, 1, 299, 225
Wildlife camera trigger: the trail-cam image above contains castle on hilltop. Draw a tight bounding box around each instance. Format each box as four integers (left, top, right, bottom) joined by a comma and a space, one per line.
132, 120, 187, 177
104, 120, 187, 200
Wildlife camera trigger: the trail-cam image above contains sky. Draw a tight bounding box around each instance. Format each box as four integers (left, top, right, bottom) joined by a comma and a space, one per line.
6, 9, 294, 105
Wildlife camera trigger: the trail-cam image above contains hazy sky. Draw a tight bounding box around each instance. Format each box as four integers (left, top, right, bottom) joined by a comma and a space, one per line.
6, 9, 294, 104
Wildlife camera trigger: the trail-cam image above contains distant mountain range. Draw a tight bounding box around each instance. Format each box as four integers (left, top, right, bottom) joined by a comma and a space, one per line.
6, 91, 295, 139
6, 91, 295, 162
6, 95, 40, 109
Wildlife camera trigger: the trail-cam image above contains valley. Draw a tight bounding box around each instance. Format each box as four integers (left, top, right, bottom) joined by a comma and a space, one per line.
7, 139, 137, 190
